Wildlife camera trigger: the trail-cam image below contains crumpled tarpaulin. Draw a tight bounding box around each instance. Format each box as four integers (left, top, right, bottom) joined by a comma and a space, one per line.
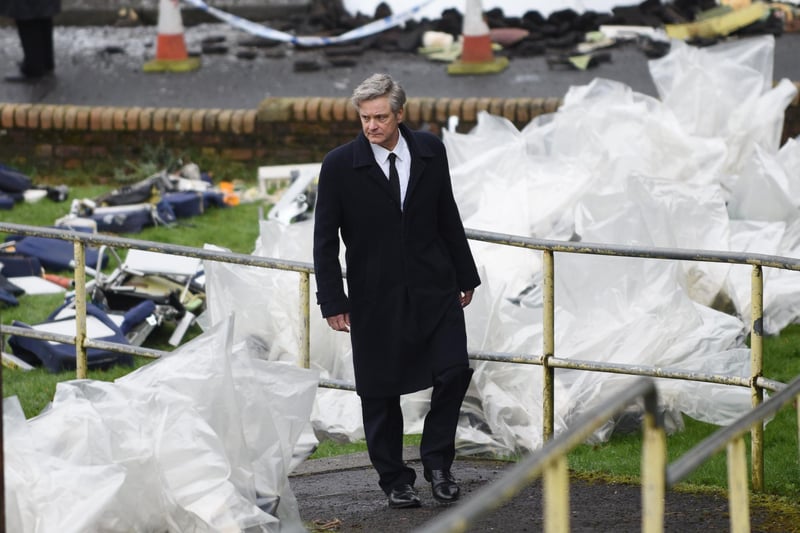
4, 316, 319, 532
202, 35, 799, 457
445, 34, 798, 453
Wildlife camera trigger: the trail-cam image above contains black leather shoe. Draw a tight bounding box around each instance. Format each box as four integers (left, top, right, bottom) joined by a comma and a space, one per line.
424, 468, 460, 503
387, 484, 421, 509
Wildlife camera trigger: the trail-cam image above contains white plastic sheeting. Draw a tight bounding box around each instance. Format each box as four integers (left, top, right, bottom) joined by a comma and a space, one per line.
204, 223, 369, 442
447, 35, 799, 453
201, 35, 800, 458
4, 317, 318, 532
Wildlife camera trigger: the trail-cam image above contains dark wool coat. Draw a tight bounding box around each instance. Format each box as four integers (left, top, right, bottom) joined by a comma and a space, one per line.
0, 0, 60, 20
313, 123, 481, 397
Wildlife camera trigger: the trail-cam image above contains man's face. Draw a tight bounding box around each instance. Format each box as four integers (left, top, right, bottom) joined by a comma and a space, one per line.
358, 95, 403, 150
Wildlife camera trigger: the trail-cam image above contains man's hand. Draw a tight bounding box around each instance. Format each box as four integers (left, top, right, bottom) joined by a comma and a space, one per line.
460, 290, 474, 308
326, 313, 351, 332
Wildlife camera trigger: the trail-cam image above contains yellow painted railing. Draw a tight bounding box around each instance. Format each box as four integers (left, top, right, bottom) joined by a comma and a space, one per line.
417, 373, 800, 533
417, 377, 667, 533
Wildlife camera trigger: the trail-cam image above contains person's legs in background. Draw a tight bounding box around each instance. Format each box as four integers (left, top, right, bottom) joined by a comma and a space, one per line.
7, 17, 54, 81
40, 17, 55, 72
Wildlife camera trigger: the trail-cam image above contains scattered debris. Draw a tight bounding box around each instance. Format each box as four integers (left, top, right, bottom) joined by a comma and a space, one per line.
91, 248, 205, 348
7, 300, 139, 373
100, 45, 126, 55
235, 49, 257, 60
665, 1, 773, 39
0, 160, 260, 363
310, 517, 343, 531
115, 7, 140, 28
215, 0, 798, 71
547, 50, 613, 70
237, 36, 284, 48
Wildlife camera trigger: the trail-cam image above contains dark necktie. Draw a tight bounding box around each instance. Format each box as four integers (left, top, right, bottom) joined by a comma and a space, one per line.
388, 152, 401, 207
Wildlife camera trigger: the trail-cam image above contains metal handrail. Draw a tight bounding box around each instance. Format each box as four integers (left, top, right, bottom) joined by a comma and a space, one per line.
667, 372, 800, 485
4, 222, 800, 280
0, 223, 782, 394
416, 378, 665, 533
0, 323, 166, 360
415, 375, 800, 532
465, 228, 800, 271
0, 223, 315, 273
663, 374, 800, 531
0, 221, 793, 494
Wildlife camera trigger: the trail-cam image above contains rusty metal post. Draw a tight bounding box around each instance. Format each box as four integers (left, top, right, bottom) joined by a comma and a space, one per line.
543, 250, 555, 442
299, 271, 311, 369
750, 265, 764, 491
74, 240, 88, 379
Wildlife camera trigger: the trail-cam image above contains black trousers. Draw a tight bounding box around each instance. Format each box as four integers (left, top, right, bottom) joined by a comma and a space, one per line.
360, 302, 474, 495
16, 17, 55, 76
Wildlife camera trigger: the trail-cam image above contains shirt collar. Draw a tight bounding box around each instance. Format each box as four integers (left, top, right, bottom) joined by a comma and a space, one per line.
370, 130, 409, 164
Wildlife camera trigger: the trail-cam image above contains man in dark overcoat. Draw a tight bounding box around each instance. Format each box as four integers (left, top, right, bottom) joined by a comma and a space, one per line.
0, 0, 60, 82
313, 73, 481, 508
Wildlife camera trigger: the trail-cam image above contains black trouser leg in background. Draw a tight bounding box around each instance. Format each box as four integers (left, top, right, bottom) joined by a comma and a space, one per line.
16, 18, 54, 76
41, 17, 55, 71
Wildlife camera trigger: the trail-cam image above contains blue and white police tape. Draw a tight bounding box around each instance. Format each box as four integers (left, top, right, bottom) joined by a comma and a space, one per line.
181, 0, 435, 47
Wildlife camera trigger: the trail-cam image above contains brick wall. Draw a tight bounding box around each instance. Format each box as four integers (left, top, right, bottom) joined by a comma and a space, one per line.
1, 86, 799, 171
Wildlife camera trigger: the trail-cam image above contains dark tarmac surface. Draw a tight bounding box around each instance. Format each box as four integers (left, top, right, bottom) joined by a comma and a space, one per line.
0, 23, 798, 110
289, 448, 787, 532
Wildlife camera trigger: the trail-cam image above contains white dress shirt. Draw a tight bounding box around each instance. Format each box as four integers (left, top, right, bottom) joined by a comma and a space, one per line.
371, 133, 411, 211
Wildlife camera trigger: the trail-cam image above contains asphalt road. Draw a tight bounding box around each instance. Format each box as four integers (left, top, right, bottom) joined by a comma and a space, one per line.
0, 23, 798, 110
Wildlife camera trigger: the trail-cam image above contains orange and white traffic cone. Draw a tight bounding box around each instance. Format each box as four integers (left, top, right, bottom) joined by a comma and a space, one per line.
448, 0, 509, 75
143, 0, 201, 72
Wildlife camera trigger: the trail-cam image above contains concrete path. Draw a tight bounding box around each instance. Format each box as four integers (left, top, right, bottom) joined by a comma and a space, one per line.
288, 448, 778, 532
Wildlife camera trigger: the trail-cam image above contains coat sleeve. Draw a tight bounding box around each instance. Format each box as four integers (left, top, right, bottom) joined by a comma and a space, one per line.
435, 142, 481, 292
313, 154, 350, 318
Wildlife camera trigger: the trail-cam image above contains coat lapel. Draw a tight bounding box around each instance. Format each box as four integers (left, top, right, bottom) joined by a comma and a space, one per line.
401, 124, 432, 207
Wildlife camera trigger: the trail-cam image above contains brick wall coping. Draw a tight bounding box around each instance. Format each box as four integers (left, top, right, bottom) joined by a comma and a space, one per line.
0, 97, 561, 133
1, 83, 796, 134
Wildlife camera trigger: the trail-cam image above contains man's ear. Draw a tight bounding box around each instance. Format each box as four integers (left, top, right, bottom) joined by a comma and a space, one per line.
396, 107, 404, 124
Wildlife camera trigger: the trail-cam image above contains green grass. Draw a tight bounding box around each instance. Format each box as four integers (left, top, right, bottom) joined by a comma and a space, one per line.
2, 158, 800, 504
3, 183, 263, 256
310, 434, 422, 460
2, 356, 154, 418
567, 326, 800, 498
2, 158, 264, 417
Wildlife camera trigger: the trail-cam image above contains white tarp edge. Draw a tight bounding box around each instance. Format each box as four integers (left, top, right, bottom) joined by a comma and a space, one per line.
4, 316, 319, 532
